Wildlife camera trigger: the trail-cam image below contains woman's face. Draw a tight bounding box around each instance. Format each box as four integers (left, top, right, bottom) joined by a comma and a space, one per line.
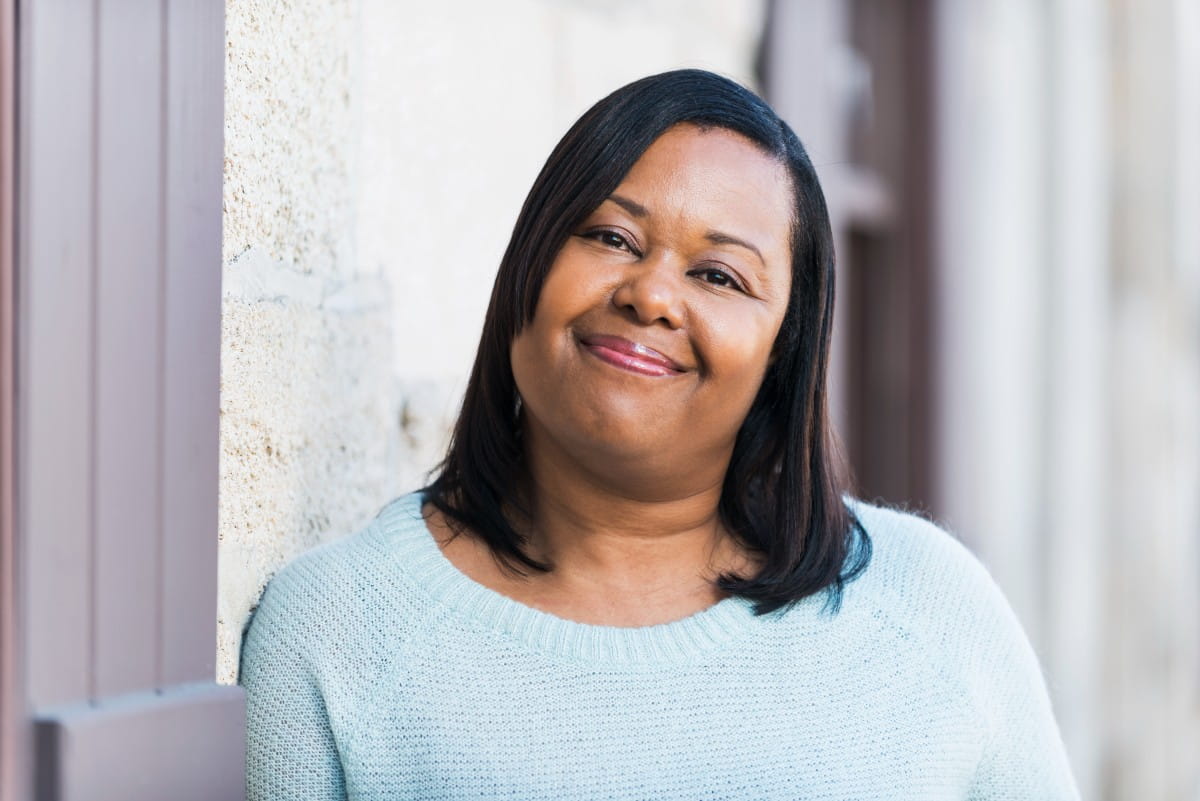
510, 123, 795, 493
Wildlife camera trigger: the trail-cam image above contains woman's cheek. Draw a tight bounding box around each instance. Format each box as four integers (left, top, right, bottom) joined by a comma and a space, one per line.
704, 315, 778, 378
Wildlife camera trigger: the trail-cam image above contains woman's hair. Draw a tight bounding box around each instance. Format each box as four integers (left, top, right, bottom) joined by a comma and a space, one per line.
423, 68, 870, 615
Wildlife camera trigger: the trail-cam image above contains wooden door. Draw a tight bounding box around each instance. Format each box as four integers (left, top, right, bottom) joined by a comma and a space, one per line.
4, 3, 243, 799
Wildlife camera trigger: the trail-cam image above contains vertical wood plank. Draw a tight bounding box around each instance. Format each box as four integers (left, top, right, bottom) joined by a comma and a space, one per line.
161, 0, 224, 685
1, 0, 22, 795
1041, 4, 1109, 796
1108, 2, 1200, 796
19, 0, 240, 794
20, 0, 96, 710
932, 0, 1050, 642
92, 0, 164, 698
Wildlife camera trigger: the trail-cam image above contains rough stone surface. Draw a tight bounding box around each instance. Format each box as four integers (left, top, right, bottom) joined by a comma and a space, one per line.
223, 0, 356, 275
217, 249, 403, 685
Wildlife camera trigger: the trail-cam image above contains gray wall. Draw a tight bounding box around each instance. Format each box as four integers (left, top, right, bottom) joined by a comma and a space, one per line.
934, 1, 1200, 798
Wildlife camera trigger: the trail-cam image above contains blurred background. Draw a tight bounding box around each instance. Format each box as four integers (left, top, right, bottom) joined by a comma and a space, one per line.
216, 1, 1200, 798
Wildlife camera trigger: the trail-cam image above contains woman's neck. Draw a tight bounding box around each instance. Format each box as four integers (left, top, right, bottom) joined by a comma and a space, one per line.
501, 423, 755, 625
430, 432, 759, 627
524, 460, 730, 579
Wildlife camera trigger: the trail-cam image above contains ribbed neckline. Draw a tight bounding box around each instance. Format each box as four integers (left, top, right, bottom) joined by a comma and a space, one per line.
374, 492, 767, 665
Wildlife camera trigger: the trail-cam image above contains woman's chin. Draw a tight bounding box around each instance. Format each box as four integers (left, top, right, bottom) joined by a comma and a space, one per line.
540, 425, 723, 492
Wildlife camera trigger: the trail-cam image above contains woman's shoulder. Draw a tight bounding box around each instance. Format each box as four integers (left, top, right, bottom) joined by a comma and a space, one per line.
844, 498, 996, 607
838, 499, 1028, 661
258, 495, 408, 589
241, 492, 435, 656
837, 499, 1048, 705
836, 500, 1078, 795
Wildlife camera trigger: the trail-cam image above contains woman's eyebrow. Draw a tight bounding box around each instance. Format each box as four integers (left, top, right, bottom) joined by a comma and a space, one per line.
606, 193, 649, 218
606, 193, 765, 267
706, 230, 765, 266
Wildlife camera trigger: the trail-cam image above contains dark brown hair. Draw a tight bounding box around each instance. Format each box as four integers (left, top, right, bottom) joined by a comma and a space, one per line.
423, 69, 869, 614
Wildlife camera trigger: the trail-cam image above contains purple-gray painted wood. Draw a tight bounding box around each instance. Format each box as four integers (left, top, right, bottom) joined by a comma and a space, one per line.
34, 684, 245, 801
93, 0, 164, 700
20, 0, 96, 710
161, 0, 224, 685
1, 2, 22, 798
16, 0, 238, 795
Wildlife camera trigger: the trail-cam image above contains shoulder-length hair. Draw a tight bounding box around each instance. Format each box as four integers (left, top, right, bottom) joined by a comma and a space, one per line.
423, 68, 870, 614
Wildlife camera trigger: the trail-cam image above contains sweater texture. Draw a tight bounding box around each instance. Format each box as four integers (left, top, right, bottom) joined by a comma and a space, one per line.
240, 492, 1080, 800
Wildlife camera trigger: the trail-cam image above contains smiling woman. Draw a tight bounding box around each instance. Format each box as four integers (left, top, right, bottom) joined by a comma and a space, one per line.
239, 70, 1080, 800
515, 126, 793, 459
423, 71, 865, 621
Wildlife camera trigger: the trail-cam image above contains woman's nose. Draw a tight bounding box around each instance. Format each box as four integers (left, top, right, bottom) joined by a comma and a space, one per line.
611, 252, 685, 329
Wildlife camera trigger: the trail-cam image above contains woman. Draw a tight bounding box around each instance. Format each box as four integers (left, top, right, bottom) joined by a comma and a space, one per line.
241, 69, 1079, 800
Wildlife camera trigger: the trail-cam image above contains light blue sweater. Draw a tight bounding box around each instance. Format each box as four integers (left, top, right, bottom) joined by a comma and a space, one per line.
240, 493, 1080, 800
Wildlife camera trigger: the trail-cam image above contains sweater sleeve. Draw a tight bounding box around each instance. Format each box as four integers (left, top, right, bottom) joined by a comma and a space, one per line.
963, 578, 1080, 800
240, 570, 348, 801
847, 502, 1081, 799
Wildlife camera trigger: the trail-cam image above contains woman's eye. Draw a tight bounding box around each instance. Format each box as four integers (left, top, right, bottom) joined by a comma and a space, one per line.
582, 229, 635, 252
695, 267, 744, 292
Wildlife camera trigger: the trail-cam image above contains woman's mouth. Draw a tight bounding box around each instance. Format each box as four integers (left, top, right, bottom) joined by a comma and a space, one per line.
578, 334, 686, 377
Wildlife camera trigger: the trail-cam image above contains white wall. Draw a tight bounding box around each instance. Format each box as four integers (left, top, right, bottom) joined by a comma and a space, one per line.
219, 0, 398, 687
934, 1, 1200, 798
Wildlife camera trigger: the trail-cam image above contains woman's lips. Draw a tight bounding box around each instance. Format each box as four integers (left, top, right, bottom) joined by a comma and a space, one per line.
578, 334, 686, 377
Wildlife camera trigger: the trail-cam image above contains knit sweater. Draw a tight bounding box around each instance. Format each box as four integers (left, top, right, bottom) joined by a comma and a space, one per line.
240, 492, 1080, 800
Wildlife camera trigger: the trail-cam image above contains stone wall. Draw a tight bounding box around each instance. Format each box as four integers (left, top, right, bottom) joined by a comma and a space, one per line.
217, 0, 767, 684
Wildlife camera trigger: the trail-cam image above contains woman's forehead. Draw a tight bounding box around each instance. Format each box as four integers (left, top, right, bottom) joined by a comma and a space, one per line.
608, 125, 794, 269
